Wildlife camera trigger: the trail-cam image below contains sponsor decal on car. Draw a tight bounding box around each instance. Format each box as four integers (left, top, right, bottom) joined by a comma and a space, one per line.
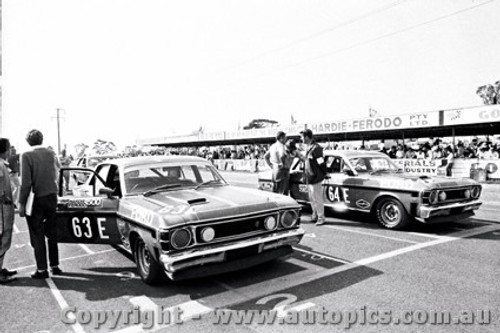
299, 184, 308, 193
66, 198, 103, 209
356, 199, 371, 209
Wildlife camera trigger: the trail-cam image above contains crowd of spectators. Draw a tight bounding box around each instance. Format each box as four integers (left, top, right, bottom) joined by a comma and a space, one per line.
89, 135, 500, 162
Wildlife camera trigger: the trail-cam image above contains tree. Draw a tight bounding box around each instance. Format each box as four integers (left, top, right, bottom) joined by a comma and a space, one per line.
243, 119, 279, 130
93, 139, 117, 155
476, 80, 500, 105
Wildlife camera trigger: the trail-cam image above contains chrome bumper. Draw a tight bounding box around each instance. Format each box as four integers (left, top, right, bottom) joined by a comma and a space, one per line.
418, 201, 482, 220
160, 228, 304, 277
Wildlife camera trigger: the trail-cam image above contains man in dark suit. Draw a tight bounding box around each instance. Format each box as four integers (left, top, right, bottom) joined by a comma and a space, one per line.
19, 129, 63, 278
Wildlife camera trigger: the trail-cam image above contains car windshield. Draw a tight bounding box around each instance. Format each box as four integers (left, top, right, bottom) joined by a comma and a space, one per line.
348, 156, 399, 174
124, 162, 227, 195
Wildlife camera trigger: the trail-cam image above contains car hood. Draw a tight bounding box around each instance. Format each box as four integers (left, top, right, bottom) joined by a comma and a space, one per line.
370, 173, 479, 190
121, 185, 299, 228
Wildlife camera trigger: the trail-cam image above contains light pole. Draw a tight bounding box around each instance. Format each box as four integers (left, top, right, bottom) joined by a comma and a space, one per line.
54, 108, 65, 155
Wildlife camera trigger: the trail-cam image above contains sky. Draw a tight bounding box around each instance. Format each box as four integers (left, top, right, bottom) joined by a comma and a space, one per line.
2, 0, 500, 153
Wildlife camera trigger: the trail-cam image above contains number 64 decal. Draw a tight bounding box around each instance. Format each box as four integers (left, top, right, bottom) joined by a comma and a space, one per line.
71, 216, 110, 240
256, 293, 315, 317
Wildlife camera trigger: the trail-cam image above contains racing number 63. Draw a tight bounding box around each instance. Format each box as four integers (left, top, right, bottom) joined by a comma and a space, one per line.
71, 216, 110, 240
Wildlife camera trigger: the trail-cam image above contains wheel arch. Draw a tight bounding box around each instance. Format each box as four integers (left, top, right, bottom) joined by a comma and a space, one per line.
370, 192, 411, 216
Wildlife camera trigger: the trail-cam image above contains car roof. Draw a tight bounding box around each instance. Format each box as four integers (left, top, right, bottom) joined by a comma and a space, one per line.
100, 155, 208, 168
323, 150, 388, 158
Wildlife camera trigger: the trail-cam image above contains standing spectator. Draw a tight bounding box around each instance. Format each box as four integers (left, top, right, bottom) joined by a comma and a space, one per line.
7, 146, 20, 210
0, 139, 17, 284
395, 145, 405, 159
444, 146, 454, 177
388, 146, 397, 159
264, 131, 288, 194
19, 129, 63, 279
59, 148, 73, 191
300, 129, 327, 226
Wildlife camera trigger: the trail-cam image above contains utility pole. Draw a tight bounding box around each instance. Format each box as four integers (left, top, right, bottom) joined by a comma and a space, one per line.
53, 108, 65, 155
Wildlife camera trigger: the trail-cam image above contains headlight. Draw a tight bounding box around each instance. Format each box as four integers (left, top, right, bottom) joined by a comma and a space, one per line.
463, 189, 471, 199
280, 210, 298, 228
428, 190, 438, 204
200, 227, 215, 242
438, 191, 447, 202
170, 228, 192, 250
471, 186, 481, 199
264, 216, 277, 231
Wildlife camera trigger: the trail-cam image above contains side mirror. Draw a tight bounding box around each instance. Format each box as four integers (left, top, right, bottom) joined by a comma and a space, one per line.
99, 187, 115, 197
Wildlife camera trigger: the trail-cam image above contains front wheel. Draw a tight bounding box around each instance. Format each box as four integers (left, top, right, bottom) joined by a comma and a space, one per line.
375, 197, 411, 230
134, 238, 165, 284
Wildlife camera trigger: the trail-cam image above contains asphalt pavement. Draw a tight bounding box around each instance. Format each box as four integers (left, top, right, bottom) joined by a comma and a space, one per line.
0, 172, 498, 333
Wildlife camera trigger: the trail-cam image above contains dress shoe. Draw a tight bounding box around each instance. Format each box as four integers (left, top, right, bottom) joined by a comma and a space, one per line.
315, 219, 326, 226
0, 273, 17, 284
1, 268, 18, 276
31, 270, 49, 279
51, 267, 63, 275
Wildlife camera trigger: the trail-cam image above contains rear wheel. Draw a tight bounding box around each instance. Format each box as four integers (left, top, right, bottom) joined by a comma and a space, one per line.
134, 238, 165, 284
375, 197, 411, 230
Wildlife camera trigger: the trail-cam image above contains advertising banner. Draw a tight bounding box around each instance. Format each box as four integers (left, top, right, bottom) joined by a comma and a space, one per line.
443, 105, 500, 126
393, 159, 443, 176
306, 112, 440, 135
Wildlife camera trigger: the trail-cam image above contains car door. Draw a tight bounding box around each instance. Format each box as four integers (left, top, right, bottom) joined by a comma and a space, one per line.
288, 157, 309, 202
56, 164, 122, 244
322, 155, 362, 210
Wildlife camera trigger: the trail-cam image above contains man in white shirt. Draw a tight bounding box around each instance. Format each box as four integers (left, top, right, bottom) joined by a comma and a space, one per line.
264, 131, 288, 194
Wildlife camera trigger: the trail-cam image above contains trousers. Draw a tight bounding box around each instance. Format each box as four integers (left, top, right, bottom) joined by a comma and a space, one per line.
26, 194, 59, 271
0, 203, 15, 269
272, 168, 290, 195
307, 182, 325, 221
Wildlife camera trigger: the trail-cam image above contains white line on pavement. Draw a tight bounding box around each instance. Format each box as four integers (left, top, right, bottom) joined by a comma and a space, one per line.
12, 248, 116, 272
79, 244, 94, 254
408, 232, 447, 239
13, 224, 20, 234
324, 224, 420, 244
293, 247, 351, 264
46, 278, 86, 333
202, 223, 500, 312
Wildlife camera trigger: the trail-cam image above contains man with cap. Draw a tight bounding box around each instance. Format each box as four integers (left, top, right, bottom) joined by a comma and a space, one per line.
19, 129, 63, 278
264, 131, 289, 194
300, 129, 327, 225
0, 138, 17, 283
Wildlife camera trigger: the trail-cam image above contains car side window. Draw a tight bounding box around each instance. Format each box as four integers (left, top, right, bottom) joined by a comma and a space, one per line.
326, 156, 343, 173
107, 166, 122, 197
94, 165, 111, 195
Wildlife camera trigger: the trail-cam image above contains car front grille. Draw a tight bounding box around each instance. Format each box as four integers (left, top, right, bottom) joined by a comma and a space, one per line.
423, 186, 481, 205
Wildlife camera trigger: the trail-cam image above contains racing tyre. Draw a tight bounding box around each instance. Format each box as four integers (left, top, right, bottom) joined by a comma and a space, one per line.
375, 197, 411, 230
134, 238, 165, 284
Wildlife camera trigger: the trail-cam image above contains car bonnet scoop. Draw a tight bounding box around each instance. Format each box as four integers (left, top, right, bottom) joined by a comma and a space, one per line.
187, 197, 208, 205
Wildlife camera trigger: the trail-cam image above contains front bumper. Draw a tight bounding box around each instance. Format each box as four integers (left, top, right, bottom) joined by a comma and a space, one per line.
159, 228, 304, 280
416, 201, 482, 223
